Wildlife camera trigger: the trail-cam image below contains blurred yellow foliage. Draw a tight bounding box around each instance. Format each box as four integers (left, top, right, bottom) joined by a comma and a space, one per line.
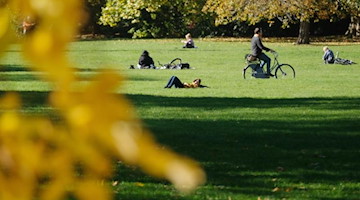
0, 1, 205, 200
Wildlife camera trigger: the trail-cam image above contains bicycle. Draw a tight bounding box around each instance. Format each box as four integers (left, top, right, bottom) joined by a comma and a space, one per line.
243, 51, 295, 79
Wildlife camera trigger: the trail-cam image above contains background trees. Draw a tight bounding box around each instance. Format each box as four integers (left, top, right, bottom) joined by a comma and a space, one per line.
84, 0, 107, 35
83, 0, 358, 41
202, 0, 339, 44
339, 0, 360, 37
98, 0, 213, 38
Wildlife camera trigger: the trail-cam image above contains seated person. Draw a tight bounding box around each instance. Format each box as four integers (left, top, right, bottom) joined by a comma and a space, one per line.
164, 76, 207, 88
182, 33, 195, 48
322, 46, 335, 64
138, 50, 156, 69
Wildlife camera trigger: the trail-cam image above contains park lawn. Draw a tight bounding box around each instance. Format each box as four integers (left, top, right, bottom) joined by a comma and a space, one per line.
0, 38, 359, 200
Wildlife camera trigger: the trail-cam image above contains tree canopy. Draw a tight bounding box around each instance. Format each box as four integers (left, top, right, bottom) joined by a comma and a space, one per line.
86, 0, 359, 40
203, 0, 339, 43
99, 0, 212, 38
338, 0, 360, 37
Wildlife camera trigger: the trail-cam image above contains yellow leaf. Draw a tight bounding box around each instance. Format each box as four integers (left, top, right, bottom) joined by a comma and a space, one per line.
272, 187, 280, 192
135, 182, 145, 187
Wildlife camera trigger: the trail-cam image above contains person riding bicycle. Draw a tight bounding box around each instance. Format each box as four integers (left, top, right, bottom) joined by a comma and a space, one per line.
251, 27, 275, 77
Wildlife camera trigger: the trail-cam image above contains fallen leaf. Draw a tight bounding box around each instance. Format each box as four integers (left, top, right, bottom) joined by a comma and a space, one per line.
135, 182, 145, 187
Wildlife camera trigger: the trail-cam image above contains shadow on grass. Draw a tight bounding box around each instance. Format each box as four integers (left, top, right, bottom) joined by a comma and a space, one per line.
0, 91, 358, 199
127, 94, 360, 110
0, 65, 104, 81
0, 64, 27, 71
114, 119, 359, 197
115, 94, 360, 199
0, 91, 49, 105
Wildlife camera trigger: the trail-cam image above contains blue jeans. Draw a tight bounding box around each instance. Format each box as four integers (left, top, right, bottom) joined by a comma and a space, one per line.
258, 53, 271, 74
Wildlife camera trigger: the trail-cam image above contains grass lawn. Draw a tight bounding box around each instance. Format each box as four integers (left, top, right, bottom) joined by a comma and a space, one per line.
0, 38, 359, 200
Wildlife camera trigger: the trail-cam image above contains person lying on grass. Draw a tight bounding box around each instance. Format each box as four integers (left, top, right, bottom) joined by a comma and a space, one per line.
164, 76, 208, 88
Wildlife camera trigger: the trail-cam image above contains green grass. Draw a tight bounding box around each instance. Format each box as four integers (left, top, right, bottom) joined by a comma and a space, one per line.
1, 39, 359, 200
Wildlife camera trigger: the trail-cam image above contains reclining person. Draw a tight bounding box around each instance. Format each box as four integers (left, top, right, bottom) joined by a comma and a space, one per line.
164, 76, 207, 88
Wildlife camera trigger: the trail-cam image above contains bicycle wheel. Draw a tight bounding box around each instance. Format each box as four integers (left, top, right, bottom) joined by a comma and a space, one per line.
275, 64, 295, 79
243, 65, 256, 79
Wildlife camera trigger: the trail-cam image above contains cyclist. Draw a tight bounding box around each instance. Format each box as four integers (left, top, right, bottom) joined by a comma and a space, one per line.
251, 27, 275, 77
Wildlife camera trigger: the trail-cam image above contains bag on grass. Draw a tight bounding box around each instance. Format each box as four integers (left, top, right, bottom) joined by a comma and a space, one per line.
333, 52, 356, 65
160, 58, 191, 69
334, 58, 355, 65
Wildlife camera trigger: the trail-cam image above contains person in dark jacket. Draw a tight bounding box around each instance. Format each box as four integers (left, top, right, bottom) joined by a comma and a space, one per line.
138, 50, 155, 69
251, 28, 275, 76
322, 46, 335, 64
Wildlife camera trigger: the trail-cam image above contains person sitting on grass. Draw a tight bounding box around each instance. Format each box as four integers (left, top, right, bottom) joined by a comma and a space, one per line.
138, 50, 156, 69
164, 76, 207, 88
322, 46, 335, 64
182, 33, 196, 48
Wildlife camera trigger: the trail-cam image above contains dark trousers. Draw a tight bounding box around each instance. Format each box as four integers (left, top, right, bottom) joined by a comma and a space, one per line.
164, 76, 184, 88
258, 53, 271, 74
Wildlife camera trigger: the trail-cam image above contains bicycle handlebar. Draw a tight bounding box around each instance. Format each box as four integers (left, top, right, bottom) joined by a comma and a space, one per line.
270, 51, 278, 59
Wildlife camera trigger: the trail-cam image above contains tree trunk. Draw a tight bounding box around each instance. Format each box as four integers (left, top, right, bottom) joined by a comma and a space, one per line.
297, 21, 310, 44
345, 16, 360, 38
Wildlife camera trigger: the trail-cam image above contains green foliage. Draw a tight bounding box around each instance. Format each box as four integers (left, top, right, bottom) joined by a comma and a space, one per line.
339, 0, 360, 14
99, 0, 213, 38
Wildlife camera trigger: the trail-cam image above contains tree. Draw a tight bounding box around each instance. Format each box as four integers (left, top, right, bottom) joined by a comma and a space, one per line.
84, 0, 107, 35
99, 0, 212, 38
203, 0, 339, 44
339, 0, 360, 37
